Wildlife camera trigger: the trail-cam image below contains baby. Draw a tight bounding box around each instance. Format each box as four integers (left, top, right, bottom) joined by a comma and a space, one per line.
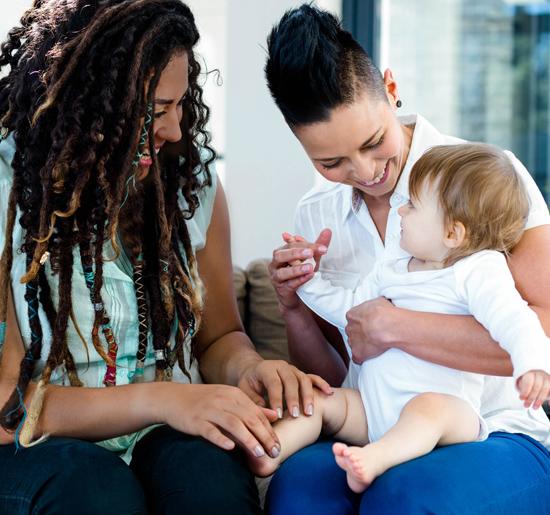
248, 143, 550, 493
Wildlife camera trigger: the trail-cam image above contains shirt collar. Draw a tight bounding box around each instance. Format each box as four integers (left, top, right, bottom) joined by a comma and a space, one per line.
392, 113, 445, 202
339, 185, 355, 223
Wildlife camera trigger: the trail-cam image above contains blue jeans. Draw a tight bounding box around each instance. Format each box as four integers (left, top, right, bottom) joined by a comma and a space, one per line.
0, 425, 261, 514
266, 432, 550, 514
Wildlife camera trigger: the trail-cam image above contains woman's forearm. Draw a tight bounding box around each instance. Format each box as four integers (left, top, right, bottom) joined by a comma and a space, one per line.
283, 302, 347, 385
199, 330, 263, 386
0, 380, 168, 445
394, 308, 513, 376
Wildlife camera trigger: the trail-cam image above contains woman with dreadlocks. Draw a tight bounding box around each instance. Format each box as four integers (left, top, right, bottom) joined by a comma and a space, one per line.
0, 1, 331, 513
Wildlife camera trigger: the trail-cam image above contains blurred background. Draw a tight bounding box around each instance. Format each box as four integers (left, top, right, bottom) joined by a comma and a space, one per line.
2, 0, 549, 267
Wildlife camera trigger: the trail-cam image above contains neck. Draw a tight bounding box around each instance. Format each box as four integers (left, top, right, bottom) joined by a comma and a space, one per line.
408, 256, 447, 272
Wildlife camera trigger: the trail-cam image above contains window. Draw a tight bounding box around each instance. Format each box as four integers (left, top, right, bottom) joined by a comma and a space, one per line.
345, 0, 550, 202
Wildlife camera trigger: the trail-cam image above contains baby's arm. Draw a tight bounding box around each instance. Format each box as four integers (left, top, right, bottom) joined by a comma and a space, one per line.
297, 265, 380, 331
456, 251, 550, 407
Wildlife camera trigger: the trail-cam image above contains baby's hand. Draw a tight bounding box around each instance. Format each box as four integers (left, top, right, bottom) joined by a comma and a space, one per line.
283, 233, 320, 270
517, 370, 550, 409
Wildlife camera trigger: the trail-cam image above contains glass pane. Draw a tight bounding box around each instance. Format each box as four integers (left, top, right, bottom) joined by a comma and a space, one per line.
382, 0, 550, 202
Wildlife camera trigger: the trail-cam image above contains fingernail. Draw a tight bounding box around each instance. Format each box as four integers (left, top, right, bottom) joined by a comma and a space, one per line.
306, 403, 314, 416
301, 249, 313, 258
277, 408, 283, 419
292, 406, 299, 418
271, 446, 280, 458
254, 445, 265, 458
301, 265, 312, 273
318, 245, 328, 253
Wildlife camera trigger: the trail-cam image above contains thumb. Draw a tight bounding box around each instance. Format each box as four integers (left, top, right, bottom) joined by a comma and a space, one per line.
261, 407, 279, 422
315, 228, 332, 249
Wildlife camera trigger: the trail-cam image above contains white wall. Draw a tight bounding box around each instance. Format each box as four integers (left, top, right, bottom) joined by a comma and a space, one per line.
224, 0, 341, 267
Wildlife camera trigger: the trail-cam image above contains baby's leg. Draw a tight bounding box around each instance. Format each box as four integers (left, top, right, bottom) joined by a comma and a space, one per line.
247, 387, 368, 477
333, 392, 480, 493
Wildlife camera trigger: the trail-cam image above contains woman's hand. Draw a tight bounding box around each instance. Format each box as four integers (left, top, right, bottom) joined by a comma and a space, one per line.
345, 297, 401, 364
268, 229, 331, 312
238, 359, 333, 418
517, 370, 550, 409
160, 383, 282, 458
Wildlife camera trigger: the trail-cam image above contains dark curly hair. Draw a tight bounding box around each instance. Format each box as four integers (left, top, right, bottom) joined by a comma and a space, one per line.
0, 0, 215, 443
265, 3, 386, 126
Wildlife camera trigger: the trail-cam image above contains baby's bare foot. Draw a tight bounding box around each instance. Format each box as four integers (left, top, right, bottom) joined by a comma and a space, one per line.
332, 442, 382, 493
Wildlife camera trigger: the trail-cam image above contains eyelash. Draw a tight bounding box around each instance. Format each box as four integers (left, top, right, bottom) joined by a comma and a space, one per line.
370, 135, 385, 149
322, 160, 342, 170
154, 99, 185, 119
321, 136, 385, 170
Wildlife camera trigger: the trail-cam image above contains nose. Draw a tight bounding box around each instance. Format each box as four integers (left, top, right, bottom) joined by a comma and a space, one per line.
156, 109, 182, 144
351, 154, 377, 182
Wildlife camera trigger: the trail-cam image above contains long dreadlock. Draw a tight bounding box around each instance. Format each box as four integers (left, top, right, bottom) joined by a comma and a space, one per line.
0, 0, 214, 444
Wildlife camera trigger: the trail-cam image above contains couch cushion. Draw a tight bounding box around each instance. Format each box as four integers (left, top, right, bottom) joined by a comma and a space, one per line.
246, 259, 289, 362
233, 265, 247, 324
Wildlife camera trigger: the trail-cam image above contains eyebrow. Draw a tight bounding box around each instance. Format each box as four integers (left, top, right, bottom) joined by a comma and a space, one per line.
154, 93, 187, 106
313, 127, 383, 162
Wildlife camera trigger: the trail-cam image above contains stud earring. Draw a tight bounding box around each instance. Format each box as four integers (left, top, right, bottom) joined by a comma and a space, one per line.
396, 99, 402, 108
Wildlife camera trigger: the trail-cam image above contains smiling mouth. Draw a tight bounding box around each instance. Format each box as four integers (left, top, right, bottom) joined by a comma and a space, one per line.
139, 147, 161, 166
357, 161, 390, 188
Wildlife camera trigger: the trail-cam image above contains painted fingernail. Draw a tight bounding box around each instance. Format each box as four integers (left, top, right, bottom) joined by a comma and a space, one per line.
301, 265, 312, 273
306, 403, 314, 416
301, 249, 313, 258
318, 245, 328, 253
277, 408, 283, 419
271, 446, 280, 458
292, 406, 299, 418
254, 445, 265, 458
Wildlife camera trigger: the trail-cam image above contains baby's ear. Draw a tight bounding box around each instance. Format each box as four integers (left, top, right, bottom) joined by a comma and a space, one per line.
444, 221, 466, 249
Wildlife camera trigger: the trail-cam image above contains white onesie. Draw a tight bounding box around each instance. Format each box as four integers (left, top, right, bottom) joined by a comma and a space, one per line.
298, 250, 550, 443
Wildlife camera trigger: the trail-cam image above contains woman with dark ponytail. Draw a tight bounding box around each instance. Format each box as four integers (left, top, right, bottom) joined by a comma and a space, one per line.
265, 4, 550, 514
0, 1, 331, 513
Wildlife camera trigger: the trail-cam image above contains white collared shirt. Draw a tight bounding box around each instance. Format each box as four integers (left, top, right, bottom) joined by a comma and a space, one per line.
295, 114, 550, 289
294, 114, 550, 447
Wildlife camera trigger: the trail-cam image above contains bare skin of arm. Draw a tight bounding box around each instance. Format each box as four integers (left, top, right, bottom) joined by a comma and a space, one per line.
195, 183, 331, 414
0, 284, 280, 453
346, 225, 550, 376
0, 183, 329, 451
269, 229, 348, 386
271, 225, 550, 380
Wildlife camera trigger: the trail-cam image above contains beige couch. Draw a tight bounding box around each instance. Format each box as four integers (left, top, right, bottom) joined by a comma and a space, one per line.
234, 259, 290, 363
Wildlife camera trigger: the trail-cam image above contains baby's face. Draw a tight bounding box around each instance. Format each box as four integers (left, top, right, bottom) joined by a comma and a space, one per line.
397, 180, 449, 263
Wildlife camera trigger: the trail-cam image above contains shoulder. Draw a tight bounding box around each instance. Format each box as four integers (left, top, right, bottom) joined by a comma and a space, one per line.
455, 250, 506, 269
295, 180, 350, 222
502, 150, 550, 229
0, 134, 16, 187
294, 180, 352, 239
453, 250, 509, 284
403, 113, 466, 148
297, 177, 348, 206
178, 148, 219, 252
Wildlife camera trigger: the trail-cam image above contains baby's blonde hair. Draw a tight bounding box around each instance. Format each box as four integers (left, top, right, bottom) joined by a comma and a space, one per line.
408, 143, 530, 266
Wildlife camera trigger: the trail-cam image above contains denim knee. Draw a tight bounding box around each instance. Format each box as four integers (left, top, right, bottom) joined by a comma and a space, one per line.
0, 437, 146, 515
